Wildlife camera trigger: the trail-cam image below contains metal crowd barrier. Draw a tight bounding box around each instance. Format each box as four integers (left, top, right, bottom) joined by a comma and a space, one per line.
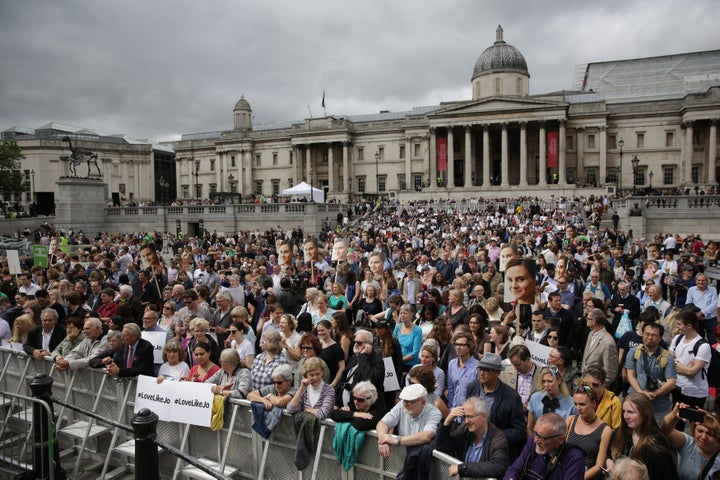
0, 347, 472, 480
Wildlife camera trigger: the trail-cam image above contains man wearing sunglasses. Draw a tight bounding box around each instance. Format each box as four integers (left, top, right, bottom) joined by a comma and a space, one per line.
504, 412, 585, 480
335, 329, 385, 408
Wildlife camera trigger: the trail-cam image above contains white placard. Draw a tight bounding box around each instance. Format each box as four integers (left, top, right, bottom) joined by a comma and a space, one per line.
6, 250, 20, 275
383, 357, 400, 392
134, 375, 214, 427
142, 331, 168, 364
705, 266, 720, 281
525, 341, 552, 368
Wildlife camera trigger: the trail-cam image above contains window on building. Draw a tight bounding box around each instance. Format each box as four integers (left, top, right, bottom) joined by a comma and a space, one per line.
322, 151, 328, 163
25, 191, 31, 203
516, 78, 522, 94
414, 143, 421, 158
566, 169, 575, 184
378, 175, 387, 192
231, 155, 236, 167
566, 136, 574, 151
272, 179, 280, 195
609, 135, 617, 150
113, 164, 119, 175
287, 178, 293, 188
272, 153, 278, 166
636, 133, 645, 149
398, 174, 406, 191
587, 134, 596, 150
495, 78, 501, 95
607, 170, 618, 186
665, 132, 674, 147
663, 166, 674, 185
414, 174, 423, 190
358, 147, 364, 161
586, 168, 597, 186
399, 145, 405, 159
210, 183, 217, 194
254, 181, 263, 195
692, 165, 700, 184
378, 147, 384, 160
358, 176, 366, 194
119, 183, 126, 194
196, 185, 202, 198
210, 159, 215, 172
289, 152, 293, 165
255, 153, 261, 166
634, 169, 645, 187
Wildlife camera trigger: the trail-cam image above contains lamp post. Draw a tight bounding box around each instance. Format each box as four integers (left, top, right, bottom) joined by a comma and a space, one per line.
30, 169, 36, 209
631, 155, 640, 193
228, 173, 236, 193
309, 169, 315, 203
194, 159, 200, 201
374, 151, 380, 198
617, 137, 624, 193
347, 176, 352, 201
649, 170, 654, 191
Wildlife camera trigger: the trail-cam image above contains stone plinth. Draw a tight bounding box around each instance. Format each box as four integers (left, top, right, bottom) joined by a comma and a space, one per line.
54, 177, 107, 235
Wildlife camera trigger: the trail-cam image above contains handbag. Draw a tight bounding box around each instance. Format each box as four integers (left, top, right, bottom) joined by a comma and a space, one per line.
614, 311, 632, 340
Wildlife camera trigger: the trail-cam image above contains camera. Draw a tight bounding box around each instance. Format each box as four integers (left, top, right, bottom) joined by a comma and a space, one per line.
645, 376, 661, 391
679, 407, 705, 424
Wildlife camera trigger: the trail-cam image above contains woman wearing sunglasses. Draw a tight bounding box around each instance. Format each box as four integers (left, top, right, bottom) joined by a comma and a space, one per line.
526, 367, 576, 437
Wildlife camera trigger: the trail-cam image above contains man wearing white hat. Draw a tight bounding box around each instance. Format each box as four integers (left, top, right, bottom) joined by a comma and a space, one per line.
376, 383, 441, 480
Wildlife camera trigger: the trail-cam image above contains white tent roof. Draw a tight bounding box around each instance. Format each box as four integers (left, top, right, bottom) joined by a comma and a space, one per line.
282, 181, 324, 203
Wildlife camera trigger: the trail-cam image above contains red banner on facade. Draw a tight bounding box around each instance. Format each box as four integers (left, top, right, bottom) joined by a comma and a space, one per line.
437, 137, 447, 171
547, 132, 558, 168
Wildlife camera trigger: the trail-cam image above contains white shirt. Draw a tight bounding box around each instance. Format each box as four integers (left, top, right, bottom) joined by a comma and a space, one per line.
671, 334, 711, 398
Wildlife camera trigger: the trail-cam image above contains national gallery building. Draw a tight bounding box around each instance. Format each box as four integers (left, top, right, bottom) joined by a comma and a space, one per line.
3, 26, 720, 210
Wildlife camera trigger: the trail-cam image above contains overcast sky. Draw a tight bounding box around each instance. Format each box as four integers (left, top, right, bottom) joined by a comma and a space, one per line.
1, 0, 718, 142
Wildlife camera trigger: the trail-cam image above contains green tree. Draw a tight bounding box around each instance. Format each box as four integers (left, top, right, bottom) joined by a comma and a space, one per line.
0, 141, 25, 201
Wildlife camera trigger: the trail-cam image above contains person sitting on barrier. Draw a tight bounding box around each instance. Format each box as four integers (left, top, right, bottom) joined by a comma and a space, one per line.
23, 308, 66, 360
184, 341, 220, 382
436, 396, 510, 479
252, 329, 289, 390
54, 317, 107, 371
51, 316, 85, 360
247, 364, 296, 438
88, 329, 123, 369
205, 348, 252, 399
376, 383, 442, 480
157, 340, 190, 382
103, 322, 155, 377
287, 356, 335, 420
407, 364, 449, 419
331, 381, 384, 470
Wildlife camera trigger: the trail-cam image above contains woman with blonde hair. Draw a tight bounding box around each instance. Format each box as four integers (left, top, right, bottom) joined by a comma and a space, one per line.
526, 367, 576, 437
481, 297, 503, 324
11, 314, 36, 343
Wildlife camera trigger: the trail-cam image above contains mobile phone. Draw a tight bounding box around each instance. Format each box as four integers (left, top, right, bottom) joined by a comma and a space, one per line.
679, 407, 704, 424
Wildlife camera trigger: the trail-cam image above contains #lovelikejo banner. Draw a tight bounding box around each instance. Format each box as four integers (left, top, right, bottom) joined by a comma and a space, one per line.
134, 375, 214, 427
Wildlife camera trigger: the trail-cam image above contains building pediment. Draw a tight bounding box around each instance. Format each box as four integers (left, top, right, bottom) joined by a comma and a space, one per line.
430, 97, 567, 118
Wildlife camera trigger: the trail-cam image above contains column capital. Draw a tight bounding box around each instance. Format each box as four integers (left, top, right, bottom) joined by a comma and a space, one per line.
599, 125, 607, 131
519, 121, 527, 130
559, 119, 566, 127
429, 127, 437, 133
538, 120, 546, 129
575, 126, 585, 133
683, 120, 694, 128
710, 119, 719, 126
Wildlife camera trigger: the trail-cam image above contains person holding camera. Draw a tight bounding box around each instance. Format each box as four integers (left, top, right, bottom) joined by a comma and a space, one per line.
625, 321, 677, 424
660, 403, 720, 480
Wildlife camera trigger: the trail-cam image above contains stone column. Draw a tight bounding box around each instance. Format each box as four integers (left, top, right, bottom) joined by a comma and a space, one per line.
247, 149, 254, 194
405, 137, 412, 191
558, 120, 567, 185
576, 127, 585, 184
306, 145, 312, 183
500, 124, 509, 187
685, 122, 694, 184
538, 122, 547, 186
341, 142, 350, 193
447, 127, 454, 188
293, 146, 300, 186
216, 152, 222, 192
599, 126, 607, 185
430, 128, 437, 188
464, 126, 473, 187
710, 120, 718, 184
483, 125, 490, 187
519, 122, 528, 187
328, 144, 334, 193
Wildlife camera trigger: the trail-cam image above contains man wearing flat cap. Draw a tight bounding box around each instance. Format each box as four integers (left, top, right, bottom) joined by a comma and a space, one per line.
466, 352, 527, 457
376, 383, 441, 480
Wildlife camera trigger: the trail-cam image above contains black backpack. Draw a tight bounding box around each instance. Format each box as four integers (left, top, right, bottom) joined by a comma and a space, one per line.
672, 334, 720, 388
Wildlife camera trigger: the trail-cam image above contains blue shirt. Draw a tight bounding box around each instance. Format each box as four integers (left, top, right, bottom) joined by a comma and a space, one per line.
527, 392, 576, 421
465, 429, 488, 464
447, 356, 480, 409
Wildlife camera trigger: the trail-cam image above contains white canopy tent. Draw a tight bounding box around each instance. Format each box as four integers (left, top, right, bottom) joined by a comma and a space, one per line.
282, 181, 324, 203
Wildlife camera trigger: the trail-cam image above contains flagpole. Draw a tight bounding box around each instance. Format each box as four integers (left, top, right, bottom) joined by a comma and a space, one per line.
322, 72, 327, 117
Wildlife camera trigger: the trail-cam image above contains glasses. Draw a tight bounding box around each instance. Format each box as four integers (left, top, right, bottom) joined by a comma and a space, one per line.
533, 431, 563, 441
353, 341, 369, 346
228, 330, 239, 334
352, 396, 367, 403
163, 306, 172, 309
300, 346, 314, 351
142, 317, 155, 321
574, 385, 593, 395
464, 412, 482, 420
454, 343, 469, 347
547, 335, 558, 340
272, 380, 286, 385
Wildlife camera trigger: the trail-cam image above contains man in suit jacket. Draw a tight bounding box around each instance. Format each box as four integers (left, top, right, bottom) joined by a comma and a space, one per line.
104, 323, 154, 377
581, 308, 619, 386
501, 344, 543, 414
436, 396, 509, 479
24, 308, 66, 360
465, 353, 527, 456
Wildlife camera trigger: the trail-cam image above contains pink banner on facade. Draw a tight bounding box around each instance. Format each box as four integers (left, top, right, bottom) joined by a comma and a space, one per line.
437, 137, 447, 171
547, 131, 558, 168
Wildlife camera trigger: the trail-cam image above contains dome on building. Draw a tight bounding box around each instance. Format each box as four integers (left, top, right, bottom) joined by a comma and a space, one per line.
472, 25, 529, 79
234, 95, 251, 111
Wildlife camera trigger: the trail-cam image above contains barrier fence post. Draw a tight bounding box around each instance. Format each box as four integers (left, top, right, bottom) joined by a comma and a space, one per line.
133, 408, 160, 480
27, 373, 65, 480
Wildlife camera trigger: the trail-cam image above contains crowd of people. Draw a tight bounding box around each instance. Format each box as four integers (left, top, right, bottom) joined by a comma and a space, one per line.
1, 194, 720, 479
